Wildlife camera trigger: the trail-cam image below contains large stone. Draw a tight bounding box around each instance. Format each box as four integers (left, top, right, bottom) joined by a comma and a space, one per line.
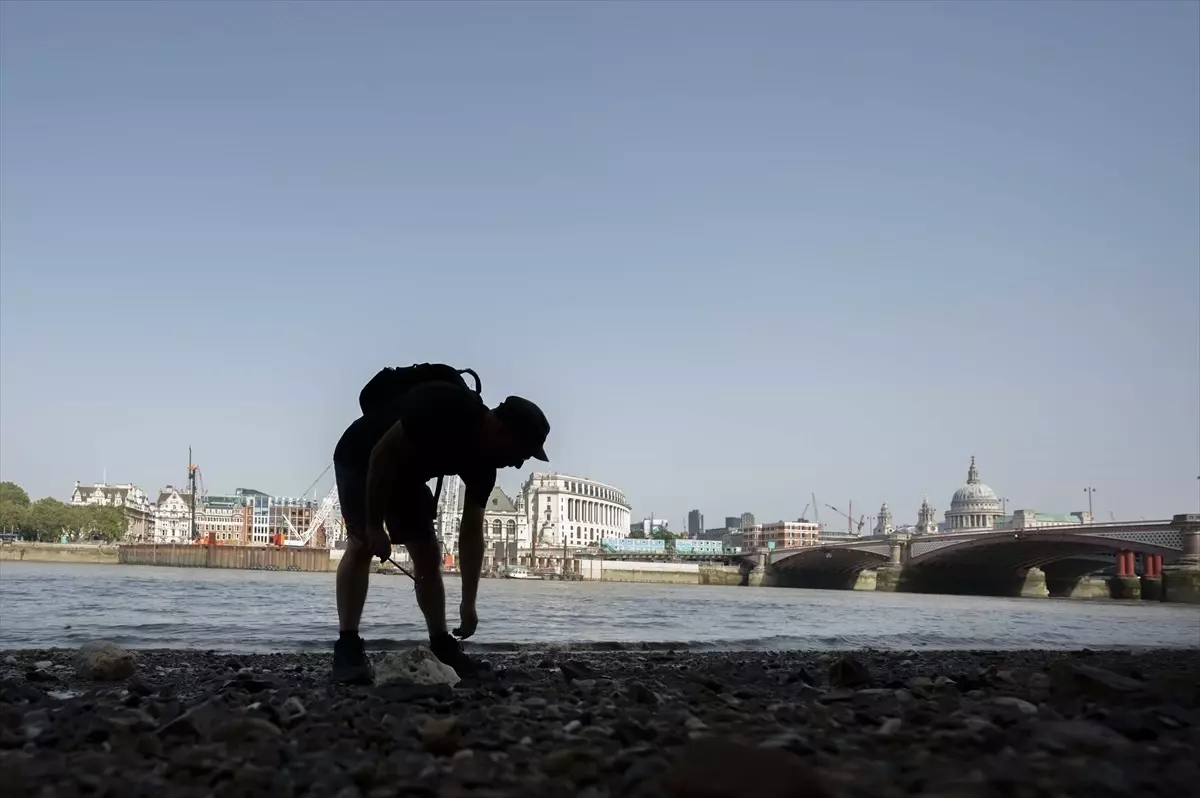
74, 642, 137, 681
375, 648, 460, 688
1162, 566, 1200, 605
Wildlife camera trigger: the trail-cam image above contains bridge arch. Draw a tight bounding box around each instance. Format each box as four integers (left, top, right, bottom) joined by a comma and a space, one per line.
770, 546, 890, 590
909, 531, 1180, 569
903, 530, 1180, 597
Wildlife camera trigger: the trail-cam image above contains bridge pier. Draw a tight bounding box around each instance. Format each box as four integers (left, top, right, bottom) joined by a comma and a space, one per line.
1140, 553, 1163, 602
1017, 566, 1049, 598
1108, 549, 1142, 600
1162, 514, 1200, 604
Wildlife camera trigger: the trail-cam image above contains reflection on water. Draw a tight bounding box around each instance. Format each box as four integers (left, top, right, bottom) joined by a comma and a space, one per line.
0, 562, 1196, 653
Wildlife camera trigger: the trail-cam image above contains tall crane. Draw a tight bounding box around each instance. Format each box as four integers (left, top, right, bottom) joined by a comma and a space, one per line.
825, 503, 866, 536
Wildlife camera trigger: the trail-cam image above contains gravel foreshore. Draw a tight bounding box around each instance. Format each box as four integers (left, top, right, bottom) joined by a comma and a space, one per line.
1, 645, 1198, 797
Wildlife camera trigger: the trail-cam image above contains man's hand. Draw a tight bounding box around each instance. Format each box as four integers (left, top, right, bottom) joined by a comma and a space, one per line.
366, 525, 392, 562
453, 603, 478, 640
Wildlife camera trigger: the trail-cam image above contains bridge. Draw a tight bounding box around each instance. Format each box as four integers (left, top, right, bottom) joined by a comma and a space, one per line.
744, 513, 1200, 604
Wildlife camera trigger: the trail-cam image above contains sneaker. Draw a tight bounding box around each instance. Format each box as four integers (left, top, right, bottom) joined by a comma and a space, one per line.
430, 632, 479, 678
332, 633, 375, 685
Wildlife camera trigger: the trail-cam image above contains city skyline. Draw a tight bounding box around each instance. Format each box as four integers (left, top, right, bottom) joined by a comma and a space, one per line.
25, 451, 1179, 541
2, 3, 1197, 525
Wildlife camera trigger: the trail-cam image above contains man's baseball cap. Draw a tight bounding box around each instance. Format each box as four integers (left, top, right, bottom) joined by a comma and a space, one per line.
494, 396, 550, 461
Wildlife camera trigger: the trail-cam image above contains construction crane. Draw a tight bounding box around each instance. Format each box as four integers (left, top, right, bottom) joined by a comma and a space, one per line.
798, 501, 811, 523
825, 503, 866, 536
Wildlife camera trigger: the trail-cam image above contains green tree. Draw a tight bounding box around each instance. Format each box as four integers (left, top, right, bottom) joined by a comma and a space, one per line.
0, 500, 27, 535
651, 529, 676, 541
629, 529, 646, 539
0, 481, 30, 507
28, 497, 72, 542
89, 505, 126, 541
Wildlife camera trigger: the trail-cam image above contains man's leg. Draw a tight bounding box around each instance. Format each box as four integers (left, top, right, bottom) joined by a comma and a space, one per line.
336, 534, 374, 635
332, 463, 375, 685
397, 513, 478, 677
404, 532, 448, 638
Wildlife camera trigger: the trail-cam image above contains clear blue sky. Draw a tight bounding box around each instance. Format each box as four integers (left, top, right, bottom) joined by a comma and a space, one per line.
2, 1, 1197, 528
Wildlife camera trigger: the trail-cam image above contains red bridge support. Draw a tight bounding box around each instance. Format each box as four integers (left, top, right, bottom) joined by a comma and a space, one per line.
1109, 549, 1141, 600
1141, 553, 1164, 601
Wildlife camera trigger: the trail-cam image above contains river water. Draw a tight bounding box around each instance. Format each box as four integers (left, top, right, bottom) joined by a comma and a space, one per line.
1, 562, 1196, 653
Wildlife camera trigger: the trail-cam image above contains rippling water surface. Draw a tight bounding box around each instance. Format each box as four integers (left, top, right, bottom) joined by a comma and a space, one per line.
1, 562, 1196, 652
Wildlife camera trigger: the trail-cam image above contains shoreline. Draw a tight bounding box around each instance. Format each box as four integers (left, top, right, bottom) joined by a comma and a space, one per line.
2, 646, 1197, 796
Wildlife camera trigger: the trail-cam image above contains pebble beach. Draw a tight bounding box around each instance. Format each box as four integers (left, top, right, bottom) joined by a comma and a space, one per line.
2, 644, 1198, 797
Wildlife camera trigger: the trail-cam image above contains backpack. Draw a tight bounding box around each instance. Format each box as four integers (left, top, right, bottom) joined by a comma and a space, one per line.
357, 362, 482, 517
358, 363, 481, 415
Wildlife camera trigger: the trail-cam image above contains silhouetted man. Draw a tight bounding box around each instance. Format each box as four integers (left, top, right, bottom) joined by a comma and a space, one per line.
331, 379, 550, 684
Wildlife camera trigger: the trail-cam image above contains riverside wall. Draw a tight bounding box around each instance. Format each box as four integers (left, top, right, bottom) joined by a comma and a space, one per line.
117, 544, 330, 572
579, 559, 743, 586
0, 542, 120, 565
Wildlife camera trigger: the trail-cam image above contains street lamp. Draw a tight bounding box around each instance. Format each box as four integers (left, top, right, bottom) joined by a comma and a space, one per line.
1083, 487, 1096, 520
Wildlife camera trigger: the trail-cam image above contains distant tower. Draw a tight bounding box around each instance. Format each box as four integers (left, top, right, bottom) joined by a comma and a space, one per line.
916, 496, 938, 535
873, 502, 894, 536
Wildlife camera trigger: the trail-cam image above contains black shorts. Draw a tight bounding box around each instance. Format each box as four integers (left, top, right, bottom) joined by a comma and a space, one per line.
334, 460, 437, 547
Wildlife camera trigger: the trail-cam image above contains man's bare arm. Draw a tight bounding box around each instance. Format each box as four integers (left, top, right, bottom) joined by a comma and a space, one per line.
365, 420, 412, 540
458, 498, 485, 613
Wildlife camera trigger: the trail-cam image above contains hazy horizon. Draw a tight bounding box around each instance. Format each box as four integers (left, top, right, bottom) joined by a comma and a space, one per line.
2, 1, 1198, 528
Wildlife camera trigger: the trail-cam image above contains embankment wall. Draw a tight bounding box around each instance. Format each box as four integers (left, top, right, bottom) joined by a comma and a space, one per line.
118, 544, 330, 572
579, 559, 743, 586
0, 542, 120, 565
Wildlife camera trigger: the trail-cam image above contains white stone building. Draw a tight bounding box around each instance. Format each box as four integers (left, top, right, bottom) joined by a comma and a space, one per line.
153, 486, 194, 543
69, 481, 154, 541
517, 471, 631, 549
435, 471, 631, 552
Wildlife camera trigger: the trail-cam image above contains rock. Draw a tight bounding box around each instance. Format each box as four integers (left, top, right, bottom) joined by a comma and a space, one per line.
560, 660, 598, 682
25, 667, 58, 683
876, 718, 902, 736
1054, 662, 1146, 695
626, 681, 659, 705
544, 748, 599, 782
32, 661, 52, 670
991, 696, 1038, 715
666, 738, 829, 798
421, 715, 461, 755
126, 675, 155, 696
376, 648, 460, 687
1027, 671, 1052, 691
907, 676, 934, 691
211, 716, 283, 743
156, 697, 227, 739
22, 708, 50, 742
75, 642, 137, 681
279, 696, 306, 726
1036, 720, 1131, 753
828, 655, 870, 688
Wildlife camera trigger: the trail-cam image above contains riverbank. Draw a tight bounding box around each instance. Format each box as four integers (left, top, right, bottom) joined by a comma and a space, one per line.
0, 542, 118, 565
2, 646, 1196, 796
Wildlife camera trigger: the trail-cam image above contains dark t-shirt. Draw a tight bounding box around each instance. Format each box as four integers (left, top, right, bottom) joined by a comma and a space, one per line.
334, 381, 497, 507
